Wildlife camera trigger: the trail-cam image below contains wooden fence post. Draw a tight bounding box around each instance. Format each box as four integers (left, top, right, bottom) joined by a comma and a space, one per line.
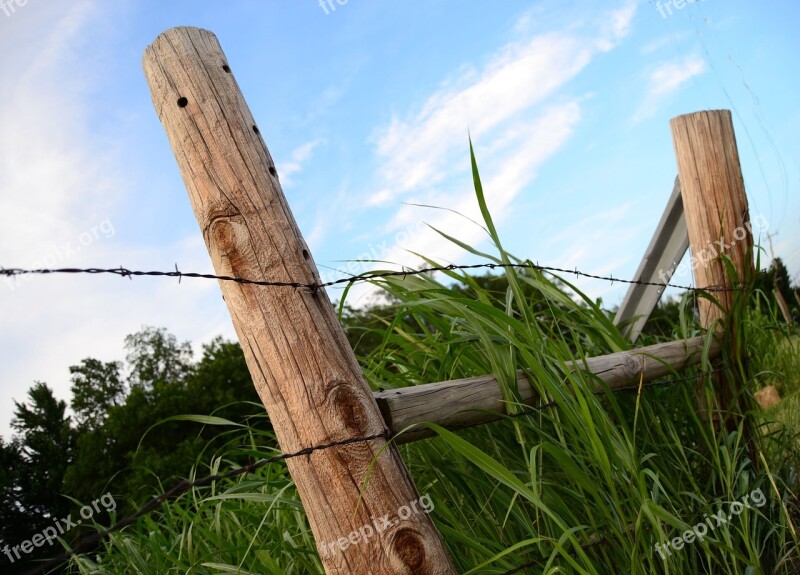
143, 27, 456, 575
670, 110, 754, 430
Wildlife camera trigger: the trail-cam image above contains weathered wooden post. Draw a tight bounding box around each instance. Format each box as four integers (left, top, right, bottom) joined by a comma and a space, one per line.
670, 110, 754, 431
143, 27, 456, 575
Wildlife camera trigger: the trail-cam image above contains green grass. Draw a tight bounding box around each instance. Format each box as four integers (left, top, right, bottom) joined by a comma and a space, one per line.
68, 146, 799, 574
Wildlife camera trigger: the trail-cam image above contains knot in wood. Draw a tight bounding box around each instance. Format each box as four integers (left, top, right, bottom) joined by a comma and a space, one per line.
622, 354, 642, 377
210, 217, 236, 252
207, 214, 254, 277
392, 527, 427, 572
327, 381, 371, 436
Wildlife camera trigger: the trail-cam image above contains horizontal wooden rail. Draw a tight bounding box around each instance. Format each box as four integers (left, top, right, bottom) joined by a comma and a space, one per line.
374, 336, 720, 443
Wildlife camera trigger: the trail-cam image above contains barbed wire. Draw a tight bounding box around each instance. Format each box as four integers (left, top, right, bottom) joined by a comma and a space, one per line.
21, 431, 389, 575
0, 261, 747, 293
21, 364, 724, 575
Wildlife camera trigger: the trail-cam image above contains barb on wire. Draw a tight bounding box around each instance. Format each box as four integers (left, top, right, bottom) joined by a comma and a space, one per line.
20, 364, 723, 575
0, 262, 747, 293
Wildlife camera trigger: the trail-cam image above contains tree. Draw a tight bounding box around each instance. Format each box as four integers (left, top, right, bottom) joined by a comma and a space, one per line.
70, 358, 125, 430
184, 336, 261, 419
0, 438, 26, 546
752, 257, 798, 321
125, 326, 193, 390
63, 329, 265, 514
10, 383, 73, 531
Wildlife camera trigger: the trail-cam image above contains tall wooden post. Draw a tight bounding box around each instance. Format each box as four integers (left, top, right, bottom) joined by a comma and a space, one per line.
670, 110, 754, 430
143, 27, 456, 575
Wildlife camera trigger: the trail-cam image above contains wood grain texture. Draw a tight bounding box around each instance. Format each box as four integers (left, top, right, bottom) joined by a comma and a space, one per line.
376, 336, 720, 442
670, 110, 753, 430
613, 177, 690, 342
143, 27, 456, 575
670, 110, 754, 327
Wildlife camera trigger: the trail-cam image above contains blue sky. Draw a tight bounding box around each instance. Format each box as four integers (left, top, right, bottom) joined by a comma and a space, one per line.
1, 0, 798, 437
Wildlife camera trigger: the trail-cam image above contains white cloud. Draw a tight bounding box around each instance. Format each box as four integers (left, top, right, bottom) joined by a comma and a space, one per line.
633, 54, 707, 123
0, 2, 238, 438
0, 1, 119, 251
338, 5, 637, 307
596, 2, 637, 51
277, 138, 324, 187
640, 32, 691, 55
371, 3, 636, 207
366, 188, 394, 207
372, 33, 595, 200
0, 1, 129, 436
382, 102, 582, 258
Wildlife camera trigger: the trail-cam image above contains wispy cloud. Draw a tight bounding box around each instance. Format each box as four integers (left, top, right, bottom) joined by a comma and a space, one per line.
380, 102, 582, 260
640, 31, 691, 54
0, 1, 238, 438
632, 54, 707, 123
0, 1, 150, 436
340, 4, 638, 306
277, 138, 324, 187
372, 32, 593, 199
0, 1, 119, 250
371, 3, 636, 211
